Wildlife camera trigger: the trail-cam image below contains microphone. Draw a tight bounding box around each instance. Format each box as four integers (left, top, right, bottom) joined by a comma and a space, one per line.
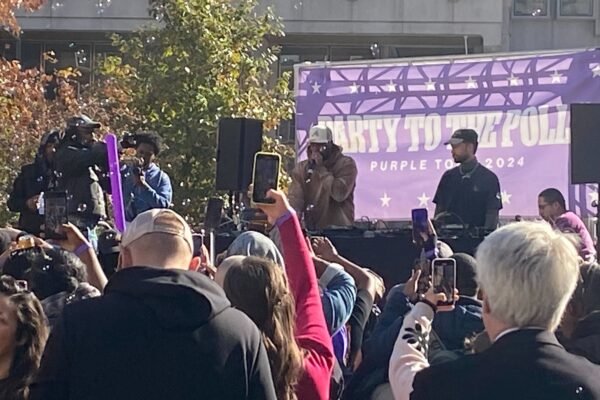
306, 159, 316, 183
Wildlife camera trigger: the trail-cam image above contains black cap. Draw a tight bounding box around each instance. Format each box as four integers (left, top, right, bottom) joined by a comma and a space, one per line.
444, 129, 478, 146
66, 114, 101, 130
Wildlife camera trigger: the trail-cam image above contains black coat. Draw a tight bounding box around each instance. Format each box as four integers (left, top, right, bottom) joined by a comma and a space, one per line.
53, 140, 108, 221
7, 158, 52, 234
565, 311, 600, 365
411, 329, 600, 400
30, 267, 276, 400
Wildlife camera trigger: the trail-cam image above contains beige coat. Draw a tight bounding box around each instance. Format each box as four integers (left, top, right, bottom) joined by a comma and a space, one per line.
288, 151, 357, 230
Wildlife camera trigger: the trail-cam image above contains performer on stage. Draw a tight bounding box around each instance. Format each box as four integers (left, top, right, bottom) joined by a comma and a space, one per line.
289, 125, 358, 230
433, 129, 502, 230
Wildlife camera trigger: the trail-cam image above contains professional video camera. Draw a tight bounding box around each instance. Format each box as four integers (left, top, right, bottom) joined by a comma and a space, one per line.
120, 132, 138, 150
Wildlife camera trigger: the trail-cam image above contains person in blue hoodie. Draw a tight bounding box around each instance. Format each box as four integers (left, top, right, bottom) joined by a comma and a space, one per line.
122, 131, 172, 222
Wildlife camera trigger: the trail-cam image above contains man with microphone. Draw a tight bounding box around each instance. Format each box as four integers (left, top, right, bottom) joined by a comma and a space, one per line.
288, 125, 358, 230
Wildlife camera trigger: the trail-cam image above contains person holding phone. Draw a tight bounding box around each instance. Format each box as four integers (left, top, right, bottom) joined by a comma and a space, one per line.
288, 125, 358, 230
8, 130, 61, 235
433, 129, 502, 230
389, 222, 600, 400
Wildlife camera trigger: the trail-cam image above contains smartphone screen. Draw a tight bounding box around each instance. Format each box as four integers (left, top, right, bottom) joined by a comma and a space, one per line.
411, 208, 429, 245
414, 257, 431, 294
192, 234, 205, 258
44, 191, 68, 240
432, 258, 456, 306
204, 198, 224, 232
252, 153, 280, 204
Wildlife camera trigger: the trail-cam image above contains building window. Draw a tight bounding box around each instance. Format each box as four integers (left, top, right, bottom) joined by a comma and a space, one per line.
20, 42, 42, 70
330, 46, 376, 62
559, 0, 593, 16
44, 42, 92, 84
0, 40, 17, 61
513, 0, 550, 16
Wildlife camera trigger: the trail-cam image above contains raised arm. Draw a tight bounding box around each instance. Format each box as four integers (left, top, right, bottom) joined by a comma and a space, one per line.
135, 171, 173, 209
258, 190, 334, 400
54, 142, 107, 178
315, 157, 357, 203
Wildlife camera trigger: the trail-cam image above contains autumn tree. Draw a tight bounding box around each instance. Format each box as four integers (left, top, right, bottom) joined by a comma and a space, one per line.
0, 0, 45, 35
106, 0, 294, 224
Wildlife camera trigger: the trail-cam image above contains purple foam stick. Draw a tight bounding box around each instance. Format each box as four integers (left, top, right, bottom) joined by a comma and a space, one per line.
106, 134, 126, 232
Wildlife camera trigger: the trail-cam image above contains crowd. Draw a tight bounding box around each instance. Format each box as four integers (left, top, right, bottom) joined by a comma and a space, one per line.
0, 117, 600, 400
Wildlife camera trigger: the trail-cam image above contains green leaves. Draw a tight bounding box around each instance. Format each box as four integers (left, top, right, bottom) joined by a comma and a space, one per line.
105, 0, 294, 225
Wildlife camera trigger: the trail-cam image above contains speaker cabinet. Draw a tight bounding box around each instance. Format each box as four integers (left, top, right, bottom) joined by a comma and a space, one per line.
215, 118, 263, 191
570, 104, 600, 184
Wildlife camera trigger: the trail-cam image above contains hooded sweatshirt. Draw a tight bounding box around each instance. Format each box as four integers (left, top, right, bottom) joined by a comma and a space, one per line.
122, 163, 172, 222
30, 267, 276, 400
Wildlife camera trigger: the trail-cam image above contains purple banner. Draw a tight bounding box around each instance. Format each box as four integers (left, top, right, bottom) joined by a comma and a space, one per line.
295, 49, 600, 219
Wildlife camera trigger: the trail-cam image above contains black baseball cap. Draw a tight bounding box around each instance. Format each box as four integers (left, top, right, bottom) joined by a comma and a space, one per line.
66, 114, 101, 130
444, 129, 478, 146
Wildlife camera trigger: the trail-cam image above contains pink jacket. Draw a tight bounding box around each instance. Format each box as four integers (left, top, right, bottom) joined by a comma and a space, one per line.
277, 211, 335, 400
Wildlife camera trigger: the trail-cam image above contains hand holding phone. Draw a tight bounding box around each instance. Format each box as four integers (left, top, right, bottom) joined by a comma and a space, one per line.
432, 258, 457, 307
44, 192, 68, 240
252, 152, 281, 205
254, 189, 291, 226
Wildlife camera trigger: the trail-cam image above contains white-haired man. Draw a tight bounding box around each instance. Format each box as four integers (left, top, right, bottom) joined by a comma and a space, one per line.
289, 125, 357, 230
388, 222, 600, 400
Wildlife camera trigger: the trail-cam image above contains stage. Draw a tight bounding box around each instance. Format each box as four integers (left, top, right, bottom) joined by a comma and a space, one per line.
213, 228, 485, 289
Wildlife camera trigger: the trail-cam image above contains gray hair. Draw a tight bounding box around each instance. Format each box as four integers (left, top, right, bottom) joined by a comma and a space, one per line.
227, 231, 285, 269
476, 221, 579, 331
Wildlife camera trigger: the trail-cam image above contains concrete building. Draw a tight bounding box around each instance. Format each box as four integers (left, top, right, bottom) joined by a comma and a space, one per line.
4, 0, 599, 75
2, 0, 597, 141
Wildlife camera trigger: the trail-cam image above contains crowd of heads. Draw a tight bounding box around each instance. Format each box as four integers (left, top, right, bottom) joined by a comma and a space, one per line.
0, 117, 599, 399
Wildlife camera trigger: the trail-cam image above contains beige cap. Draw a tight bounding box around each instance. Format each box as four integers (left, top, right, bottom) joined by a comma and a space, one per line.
308, 125, 333, 144
121, 209, 193, 252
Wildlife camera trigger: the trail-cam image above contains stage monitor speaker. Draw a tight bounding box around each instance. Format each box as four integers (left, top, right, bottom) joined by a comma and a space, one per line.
215, 118, 263, 191
571, 104, 600, 184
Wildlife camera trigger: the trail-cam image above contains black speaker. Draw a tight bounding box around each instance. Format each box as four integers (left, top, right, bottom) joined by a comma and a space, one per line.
215, 118, 263, 191
570, 104, 600, 184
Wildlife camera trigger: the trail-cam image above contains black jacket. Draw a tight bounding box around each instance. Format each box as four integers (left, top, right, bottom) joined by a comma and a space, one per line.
7, 158, 53, 234
30, 267, 276, 400
565, 311, 600, 365
411, 329, 600, 400
53, 140, 108, 221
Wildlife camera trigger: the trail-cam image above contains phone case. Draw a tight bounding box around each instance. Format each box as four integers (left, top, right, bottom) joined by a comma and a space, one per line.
251, 152, 281, 205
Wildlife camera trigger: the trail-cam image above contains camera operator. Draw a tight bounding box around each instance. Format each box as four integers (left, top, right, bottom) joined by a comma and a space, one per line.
8, 130, 60, 235
53, 115, 108, 243
121, 131, 172, 222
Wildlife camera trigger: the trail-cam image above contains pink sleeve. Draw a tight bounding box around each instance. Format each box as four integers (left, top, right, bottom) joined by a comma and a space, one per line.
277, 213, 334, 400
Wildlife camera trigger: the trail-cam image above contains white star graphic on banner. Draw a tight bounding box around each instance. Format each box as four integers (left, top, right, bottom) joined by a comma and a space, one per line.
592, 65, 600, 78
417, 193, 430, 207
501, 190, 512, 205
350, 83, 360, 93
508, 74, 521, 86
588, 191, 598, 204
386, 81, 396, 92
550, 70, 563, 84
380, 193, 392, 207
311, 81, 321, 94
465, 76, 477, 89
425, 79, 436, 91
